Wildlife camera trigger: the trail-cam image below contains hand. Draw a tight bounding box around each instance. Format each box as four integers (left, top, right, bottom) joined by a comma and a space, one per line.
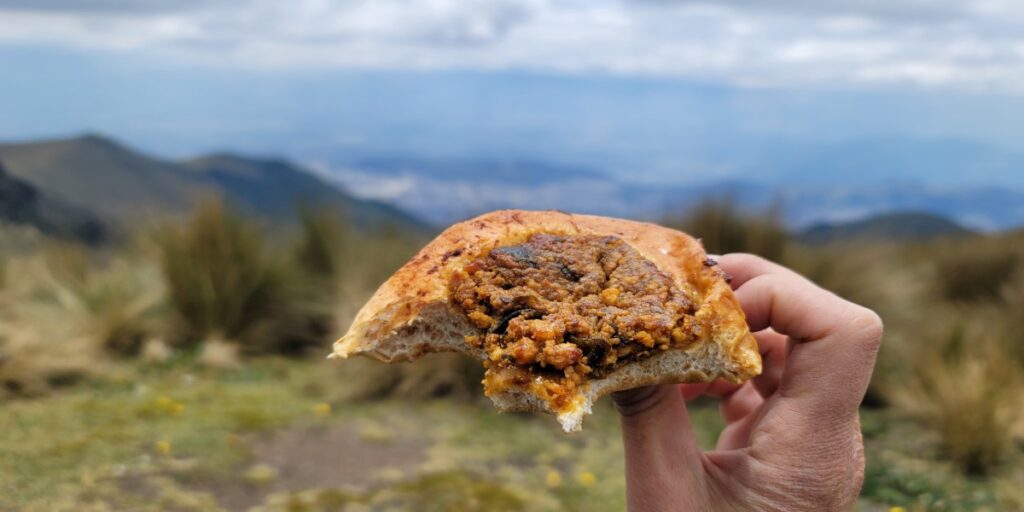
612, 253, 883, 512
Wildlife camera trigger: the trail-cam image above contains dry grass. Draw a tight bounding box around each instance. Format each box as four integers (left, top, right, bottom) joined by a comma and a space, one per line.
0, 253, 160, 395
995, 271, 1024, 368
4, 199, 1024, 503
786, 243, 911, 314
0, 201, 431, 397
892, 324, 1022, 475
929, 236, 1020, 303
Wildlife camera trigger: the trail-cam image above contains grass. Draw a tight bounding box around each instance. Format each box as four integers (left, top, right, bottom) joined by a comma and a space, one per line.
0, 357, 329, 509
2, 357, 1022, 511
3, 200, 1024, 509
930, 237, 1020, 303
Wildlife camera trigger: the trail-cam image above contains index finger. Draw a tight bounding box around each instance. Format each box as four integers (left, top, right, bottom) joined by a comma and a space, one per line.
717, 253, 883, 416
716, 252, 799, 289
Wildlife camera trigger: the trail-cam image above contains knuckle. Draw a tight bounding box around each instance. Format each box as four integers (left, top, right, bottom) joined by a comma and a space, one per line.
850, 306, 884, 348
729, 252, 765, 263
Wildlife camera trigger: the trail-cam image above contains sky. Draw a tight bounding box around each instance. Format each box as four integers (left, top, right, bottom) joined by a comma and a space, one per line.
1, 0, 1023, 184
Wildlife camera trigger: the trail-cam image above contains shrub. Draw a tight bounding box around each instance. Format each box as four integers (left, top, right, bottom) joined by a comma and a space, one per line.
286, 210, 351, 347
892, 326, 1021, 475
157, 200, 300, 352
293, 209, 348, 283
665, 198, 788, 261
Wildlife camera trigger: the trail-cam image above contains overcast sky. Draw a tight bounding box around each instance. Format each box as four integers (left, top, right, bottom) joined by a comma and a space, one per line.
1, 0, 1023, 184
1, 0, 1023, 91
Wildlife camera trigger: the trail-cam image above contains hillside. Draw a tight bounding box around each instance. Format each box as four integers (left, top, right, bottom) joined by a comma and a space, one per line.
0, 134, 424, 233
798, 212, 974, 244
0, 135, 208, 220
0, 161, 106, 245
183, 154, 426, 231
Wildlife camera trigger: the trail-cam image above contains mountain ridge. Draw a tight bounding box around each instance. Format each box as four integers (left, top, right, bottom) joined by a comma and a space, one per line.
0, 160, 107, 244
0, 134, 425, 235
183, 153, 428, 230
797, 212, 974, 244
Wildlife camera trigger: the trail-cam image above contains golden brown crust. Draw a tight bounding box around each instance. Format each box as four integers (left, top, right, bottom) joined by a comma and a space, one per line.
331, 209, 762, 431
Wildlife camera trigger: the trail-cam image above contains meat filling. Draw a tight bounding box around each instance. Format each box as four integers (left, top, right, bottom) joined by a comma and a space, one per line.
449, 233, 700, 409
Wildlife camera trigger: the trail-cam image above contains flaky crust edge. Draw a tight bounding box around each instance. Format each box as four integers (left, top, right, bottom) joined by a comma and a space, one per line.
330, 209, 762, 432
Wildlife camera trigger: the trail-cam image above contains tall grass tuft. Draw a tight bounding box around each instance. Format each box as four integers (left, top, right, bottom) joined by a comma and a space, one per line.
893, 325, 1021, 475
0, 254, 156, 394
157, 200, 299, 352
665, 198, 789, 261
68, 260, 165, 357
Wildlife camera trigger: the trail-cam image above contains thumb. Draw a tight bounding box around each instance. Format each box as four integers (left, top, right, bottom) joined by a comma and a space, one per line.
613, 385, 709, 510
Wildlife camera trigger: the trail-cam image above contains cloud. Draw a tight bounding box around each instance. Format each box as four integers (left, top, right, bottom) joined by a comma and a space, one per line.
1, 0, 1023, 93
633, 0, 973, 22
0, 0, 219, 14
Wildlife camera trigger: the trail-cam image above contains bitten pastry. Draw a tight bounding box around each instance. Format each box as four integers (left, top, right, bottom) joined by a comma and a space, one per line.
331, 210, 761, 432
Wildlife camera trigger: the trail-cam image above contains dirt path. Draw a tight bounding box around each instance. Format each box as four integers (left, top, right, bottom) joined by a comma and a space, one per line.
200, 424, 429, 511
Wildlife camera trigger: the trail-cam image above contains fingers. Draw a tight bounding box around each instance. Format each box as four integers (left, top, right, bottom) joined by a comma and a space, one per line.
614, 385, 702, 460
717, 253, 797, 289
750, 329, 789, 398
719, 253, 884, 417
679, 379, 741, 401
679, 380, 760, 423
719, 382, 763, 424
612, 385, 708, 508
715, 404, 762, 451
682, 330, 787, 403
679, 382, 711, 400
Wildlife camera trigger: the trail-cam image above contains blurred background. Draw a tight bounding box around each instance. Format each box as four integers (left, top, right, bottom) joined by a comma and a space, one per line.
1, 1, 1023, 511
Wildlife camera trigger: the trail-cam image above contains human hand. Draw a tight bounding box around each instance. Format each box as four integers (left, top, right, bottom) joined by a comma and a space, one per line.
612, 253, 884, 511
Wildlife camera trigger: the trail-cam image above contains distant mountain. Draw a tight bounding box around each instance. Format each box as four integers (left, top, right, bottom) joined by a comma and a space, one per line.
0, 134, 209, 220
798, 212, 973, 244
183, 154, 427, 230
0, 161, 106, 244
0, 134, 424, 233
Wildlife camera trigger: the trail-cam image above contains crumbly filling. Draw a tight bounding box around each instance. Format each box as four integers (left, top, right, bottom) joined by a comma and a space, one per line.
449, 233, 700, 410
